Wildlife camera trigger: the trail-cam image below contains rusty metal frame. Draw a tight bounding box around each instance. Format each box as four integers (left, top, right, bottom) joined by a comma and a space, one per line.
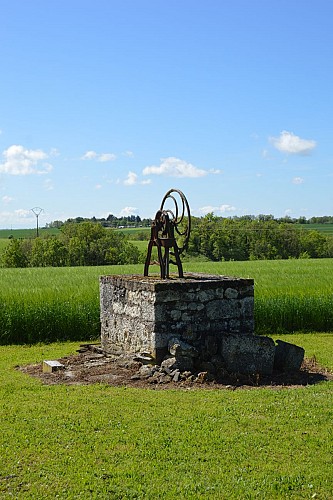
144, 189, 191, 279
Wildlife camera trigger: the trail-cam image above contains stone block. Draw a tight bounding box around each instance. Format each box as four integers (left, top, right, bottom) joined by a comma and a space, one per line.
221, 335, 275, 375
274, 340, 305, 372
168, 337, 198, 358
43, 360, 65, 373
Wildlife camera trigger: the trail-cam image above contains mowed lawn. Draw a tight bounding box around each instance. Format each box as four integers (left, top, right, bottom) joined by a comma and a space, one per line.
0, 334, 332, 499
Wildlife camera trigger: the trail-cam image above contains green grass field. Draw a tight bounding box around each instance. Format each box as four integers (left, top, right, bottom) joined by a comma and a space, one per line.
297, 223, 333, 235
0, 335, 332, 499
0, 228, 61, 256
1, 259, 333, 345
1, 258, 332, 498
185, 259, 333, 333
0, 228, 60, 239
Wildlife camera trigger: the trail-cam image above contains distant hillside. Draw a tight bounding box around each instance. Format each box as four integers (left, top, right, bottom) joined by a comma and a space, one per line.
296, 223, 333, 236
0, 228, 61, 239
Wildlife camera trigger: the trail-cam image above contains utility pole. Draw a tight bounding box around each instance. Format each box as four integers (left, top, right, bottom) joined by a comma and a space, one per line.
31, 207, 43, 237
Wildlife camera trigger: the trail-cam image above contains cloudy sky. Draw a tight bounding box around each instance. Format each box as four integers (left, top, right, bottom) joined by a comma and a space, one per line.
0, 0, 332, 228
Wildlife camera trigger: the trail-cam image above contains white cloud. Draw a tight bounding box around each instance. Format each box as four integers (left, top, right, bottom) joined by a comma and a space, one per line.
270, 131, 316, 155
95, 184, 102, 190
220, 204, 236, 212
123, 171, 150, 186
98, 153, 116, 162
81, 150, 116, 162
123, 150, 134, 158
124, 171, 138, 185
198, 204, 236, 215
2, 195, 14, 204
292, 176, 305, 184
43, 179, 54, 191
50, 148, 60, 157
209, 168, 222, 174
198, 206, 216, 215
0, 208, 37, 226
82, 150, 97, 160
0, 145, 53, 175
143, 157, 207, 178
119, 206, 138, 217
15, 209, 32, 218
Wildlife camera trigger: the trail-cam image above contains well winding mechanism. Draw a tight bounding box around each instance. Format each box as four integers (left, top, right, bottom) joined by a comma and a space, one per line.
144, 189, 191, 279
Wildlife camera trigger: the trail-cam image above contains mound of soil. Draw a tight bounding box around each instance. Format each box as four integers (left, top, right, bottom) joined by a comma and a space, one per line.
18, 345, 333, 390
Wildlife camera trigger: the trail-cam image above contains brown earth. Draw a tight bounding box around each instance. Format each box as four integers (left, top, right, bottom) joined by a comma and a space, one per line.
18, 345, 333, 390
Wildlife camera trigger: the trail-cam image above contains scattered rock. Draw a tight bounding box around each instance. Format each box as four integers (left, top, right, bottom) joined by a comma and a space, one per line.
161, 355, 194, 372
274, 340, 305, 372
18, 343, 333, 390
161, 357, 178, 372
133, 353, 155, 364
196, 372, 208, 383
168, 337, 198, 358
138, 365, 155, 378
196, 360, 216, 375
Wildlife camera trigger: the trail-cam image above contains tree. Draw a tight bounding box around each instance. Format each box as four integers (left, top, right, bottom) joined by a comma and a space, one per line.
1, 239, 28, 267
300, 230, 328, 258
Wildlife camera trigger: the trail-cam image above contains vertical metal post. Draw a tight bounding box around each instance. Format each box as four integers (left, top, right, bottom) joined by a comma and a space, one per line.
31, 207, 43, 237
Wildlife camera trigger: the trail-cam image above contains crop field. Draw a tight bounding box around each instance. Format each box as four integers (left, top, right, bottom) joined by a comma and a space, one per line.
0, 229, 61, 256
185, 259, 333, 334
0, 228, 60, 239
0, 259, 333, 345
116, 226, 150, 235
297, 223, 333, 235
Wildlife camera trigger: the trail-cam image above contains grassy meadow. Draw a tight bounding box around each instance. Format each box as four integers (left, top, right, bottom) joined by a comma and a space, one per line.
0, 228, 60, 239
1, 259, 333, 345
1, 254, 333, 498
0, 335, 332, 499
297, 223, 333, 235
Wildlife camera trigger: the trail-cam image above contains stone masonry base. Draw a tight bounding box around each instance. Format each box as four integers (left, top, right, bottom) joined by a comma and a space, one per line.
100, 273, 254, 364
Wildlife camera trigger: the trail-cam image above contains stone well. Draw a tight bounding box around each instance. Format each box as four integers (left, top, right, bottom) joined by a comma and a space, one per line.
100, 273, 255, 364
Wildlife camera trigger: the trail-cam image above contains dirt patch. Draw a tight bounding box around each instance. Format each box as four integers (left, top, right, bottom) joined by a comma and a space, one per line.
18, 345, 333, 390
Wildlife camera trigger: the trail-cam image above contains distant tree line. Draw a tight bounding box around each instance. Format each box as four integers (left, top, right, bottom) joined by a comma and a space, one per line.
2, 215, 333, 268
45, 213, 333, 230
45, 214, 333, 229
187, 214, 333, 261
1, 222, 142, 268
46, 214, 152, 229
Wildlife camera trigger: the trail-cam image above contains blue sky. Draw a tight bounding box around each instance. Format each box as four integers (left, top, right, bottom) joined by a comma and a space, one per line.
0, 0, 332, 228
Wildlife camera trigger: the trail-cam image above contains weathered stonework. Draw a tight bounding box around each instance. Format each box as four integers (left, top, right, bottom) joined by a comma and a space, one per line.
100, 273, 254, 363
221, 334, 276, 375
